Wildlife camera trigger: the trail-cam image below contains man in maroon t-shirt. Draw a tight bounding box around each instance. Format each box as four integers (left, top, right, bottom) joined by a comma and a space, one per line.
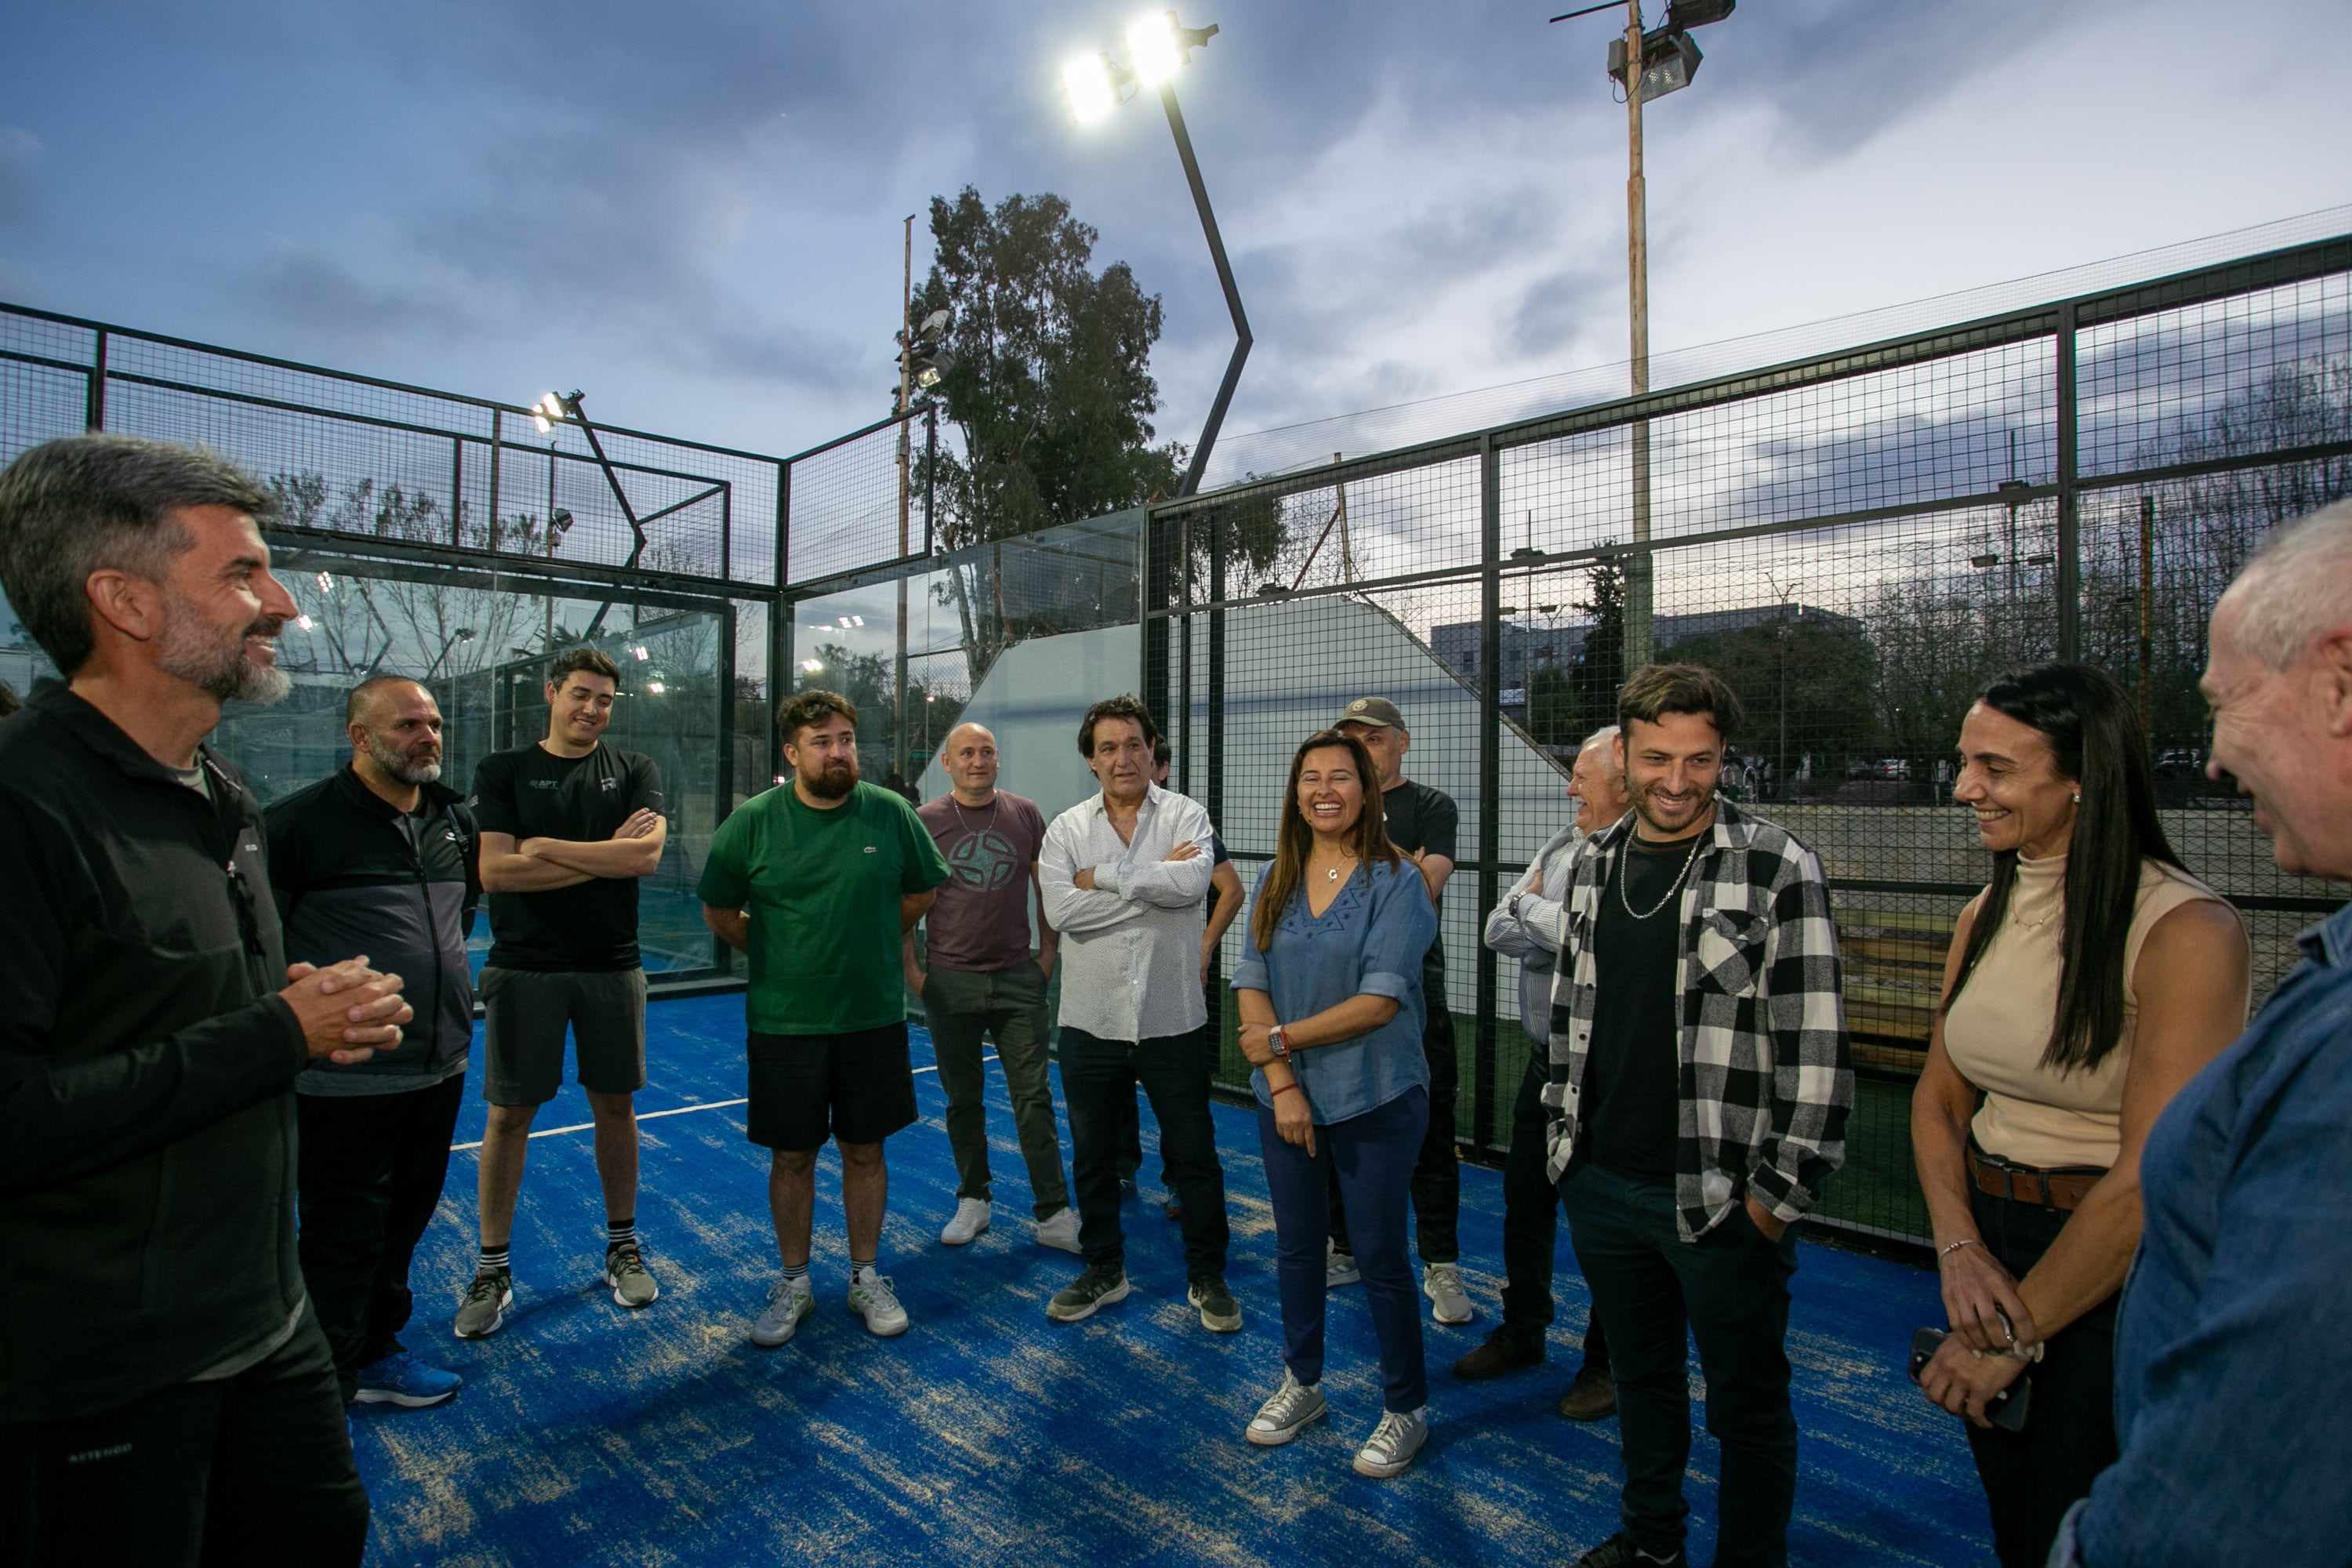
902, 722, 1078, 1253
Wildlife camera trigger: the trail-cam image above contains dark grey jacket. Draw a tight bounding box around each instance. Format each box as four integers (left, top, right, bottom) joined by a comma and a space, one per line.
0, 681, 307, 1423
265, 765, 477, 1090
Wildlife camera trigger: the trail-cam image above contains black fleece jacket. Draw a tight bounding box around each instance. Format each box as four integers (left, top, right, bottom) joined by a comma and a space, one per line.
0, 680, 307, 1424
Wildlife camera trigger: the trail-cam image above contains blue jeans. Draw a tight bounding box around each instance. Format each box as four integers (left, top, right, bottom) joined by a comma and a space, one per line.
1561, 1160, 1798, 1568
1259, 1086, 1430, 1414
1060, 1025, 1230, 1279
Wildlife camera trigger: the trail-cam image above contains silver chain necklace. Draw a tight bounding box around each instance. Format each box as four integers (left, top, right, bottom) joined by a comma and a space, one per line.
949, 792, 1000, 837
1617, 830, 1704, 920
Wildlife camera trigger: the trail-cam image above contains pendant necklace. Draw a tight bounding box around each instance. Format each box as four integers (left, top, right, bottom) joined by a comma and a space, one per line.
950, 793, 1000, 837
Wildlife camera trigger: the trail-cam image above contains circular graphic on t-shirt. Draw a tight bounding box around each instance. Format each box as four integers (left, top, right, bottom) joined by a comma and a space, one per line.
946, 829, 1021, 893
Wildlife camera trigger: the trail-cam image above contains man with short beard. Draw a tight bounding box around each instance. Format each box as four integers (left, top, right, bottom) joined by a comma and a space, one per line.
1546, 665, 1851, 1568
701, 690, 949, 1345
267, 676, 478, 1410
0, 434, 411, 1564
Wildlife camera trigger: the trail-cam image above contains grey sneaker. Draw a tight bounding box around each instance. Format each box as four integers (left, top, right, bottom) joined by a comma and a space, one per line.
1352, 1405, 1429, 1478
1326, 1241, 1361, 1288
1034, 1207, 1082, 1254
1245, 1369, 1327, 1446
1047, 1263, 1131, 1323
604, 1243, 659, 1309
1188, 1274, 1242, 1334
940, 1197, 992, 1247
1423, 1261, 1472, 1325
847, 1272, 909, 1337
752, 1276, 815, 1347
453, 1269, 512, 1340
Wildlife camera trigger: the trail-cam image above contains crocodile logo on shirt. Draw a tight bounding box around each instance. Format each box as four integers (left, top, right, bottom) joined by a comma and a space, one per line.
945, 829, 1020, 893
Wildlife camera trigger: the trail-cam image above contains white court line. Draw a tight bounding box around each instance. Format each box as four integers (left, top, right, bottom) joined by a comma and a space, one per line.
448, 1054, 991, 1152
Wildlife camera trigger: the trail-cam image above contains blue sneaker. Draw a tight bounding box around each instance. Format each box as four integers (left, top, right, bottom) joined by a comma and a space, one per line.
353, 1351, 463, 1408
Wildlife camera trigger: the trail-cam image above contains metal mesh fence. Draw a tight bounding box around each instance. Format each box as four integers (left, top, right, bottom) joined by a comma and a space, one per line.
1131, 229, 2352, 1253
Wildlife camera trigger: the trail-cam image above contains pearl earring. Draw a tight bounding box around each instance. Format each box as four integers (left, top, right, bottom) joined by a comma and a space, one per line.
2071, 791, 2081, 804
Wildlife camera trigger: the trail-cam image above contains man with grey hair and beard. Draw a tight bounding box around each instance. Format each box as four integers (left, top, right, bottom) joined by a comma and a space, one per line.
0, 434, 412, 1564
2052, 496, 2352, 1566
267, 676, 479, 1412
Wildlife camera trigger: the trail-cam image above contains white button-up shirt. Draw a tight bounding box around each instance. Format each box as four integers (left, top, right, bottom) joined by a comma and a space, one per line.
1039, 783, 1214, 1043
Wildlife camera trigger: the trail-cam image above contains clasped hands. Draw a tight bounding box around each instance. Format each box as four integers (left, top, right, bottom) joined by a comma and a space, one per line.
278, 957, 413, 1065
1918, 1235, 2041, 1426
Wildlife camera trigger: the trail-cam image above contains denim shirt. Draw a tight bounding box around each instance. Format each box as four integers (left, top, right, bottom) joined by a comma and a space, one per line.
1230, 858, 1438, 1125
2053, 900, 2352, 1567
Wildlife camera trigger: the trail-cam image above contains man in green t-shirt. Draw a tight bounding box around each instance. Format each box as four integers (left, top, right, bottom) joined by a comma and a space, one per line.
700, 690, 949, 1347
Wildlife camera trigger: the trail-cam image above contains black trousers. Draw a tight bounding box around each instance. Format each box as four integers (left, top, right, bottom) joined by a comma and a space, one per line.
1962, 1185, 2119, 1568
1499, 1057, 1609, 1373
1562, 1160, 1798, 1568
296, 1074, 466, 1403
1060, 1024, 1231, 1279
0, 1305, 368, 1566
1329, 1003, 1460, 1265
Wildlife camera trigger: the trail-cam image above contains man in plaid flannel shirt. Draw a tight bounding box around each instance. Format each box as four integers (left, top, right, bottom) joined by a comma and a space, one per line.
1541, 664, 1852, 1568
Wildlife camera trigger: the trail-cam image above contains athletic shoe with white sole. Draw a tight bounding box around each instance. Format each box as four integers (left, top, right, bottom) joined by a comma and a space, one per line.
1352, 1405, 1429, 1478
1035, 1207, 1081, 1254
452, 1269, 512, 1340
940, 1197, 992, 1247
1245, 1370, 1327, 1446
1188, 1274, 1242, 1334
1423, 1262, 1472, 1325
848, 1273, 909, 1336
1047, 1263, 1131, 1322
1325, 1240, 1361, 1288
604, 1243, 659, 1308
352, 1351, 463, 1408
752, 1276, 815, 1347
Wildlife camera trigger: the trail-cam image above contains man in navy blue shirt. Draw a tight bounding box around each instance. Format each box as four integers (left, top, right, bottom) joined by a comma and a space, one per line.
2054, 497, 2352, 1566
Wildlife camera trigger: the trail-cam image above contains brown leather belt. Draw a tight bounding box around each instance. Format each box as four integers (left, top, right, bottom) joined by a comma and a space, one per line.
1966, 1147, 2103, 1212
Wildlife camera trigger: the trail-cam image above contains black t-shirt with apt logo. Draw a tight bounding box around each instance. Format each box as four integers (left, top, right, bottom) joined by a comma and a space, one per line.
470, 742, 662, 971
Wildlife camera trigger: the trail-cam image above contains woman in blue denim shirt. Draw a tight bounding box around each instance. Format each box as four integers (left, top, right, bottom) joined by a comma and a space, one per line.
1232, 729, 1439, 1479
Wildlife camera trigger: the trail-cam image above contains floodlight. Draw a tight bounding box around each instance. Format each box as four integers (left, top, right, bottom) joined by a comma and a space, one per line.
1609, 27, 1702, 102
800, 658, 825, 673
920, 308, 951, 335
1064, 53, 1120, 122
317, 571, 334, 592
294, 614, 314, 631
532, 411, 552, 434
551, 508, 574, 534
1128, 13, 1185, 85
1666, 0, 1734, 27
632, 645, 650, 660
647, 678, 666, 695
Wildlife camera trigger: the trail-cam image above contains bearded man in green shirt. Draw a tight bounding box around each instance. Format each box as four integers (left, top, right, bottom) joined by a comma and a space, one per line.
701, 690, 949, 1346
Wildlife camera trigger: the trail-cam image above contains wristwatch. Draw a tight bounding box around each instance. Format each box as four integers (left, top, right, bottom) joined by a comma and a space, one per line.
1272, 1025, 1290, 1061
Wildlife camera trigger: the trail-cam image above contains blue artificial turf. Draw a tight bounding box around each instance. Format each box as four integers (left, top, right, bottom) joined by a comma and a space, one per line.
356, 995, 1993, 1566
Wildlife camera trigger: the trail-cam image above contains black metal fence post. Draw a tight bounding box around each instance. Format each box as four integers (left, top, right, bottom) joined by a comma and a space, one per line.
84, 328, 107, 430
2056, 299, 2082, 661
1475, 434, 1503, 1152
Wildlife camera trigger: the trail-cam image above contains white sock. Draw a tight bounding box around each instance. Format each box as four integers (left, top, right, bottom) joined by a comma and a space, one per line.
851, 1260, 880, 1287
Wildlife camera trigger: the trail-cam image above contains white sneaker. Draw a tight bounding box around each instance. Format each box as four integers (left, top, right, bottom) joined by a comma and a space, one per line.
1424, 1262, 1473, 1325
1035, 1207, 1081, 1254
751, 1276, 815, 1347
848, 1272, 909, 1337
940, 1197, 992, 1247
1352, 1405, 1429, 1478
1326, 1240, 1361, 1288
1245, 1369, 1327, 1446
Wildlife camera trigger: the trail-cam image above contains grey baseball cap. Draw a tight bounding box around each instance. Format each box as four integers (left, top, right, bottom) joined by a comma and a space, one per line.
1334, 695, 1405, 730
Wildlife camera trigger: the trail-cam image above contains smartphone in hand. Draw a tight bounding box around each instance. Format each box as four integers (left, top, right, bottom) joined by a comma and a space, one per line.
1908, 1327, 2032, 1433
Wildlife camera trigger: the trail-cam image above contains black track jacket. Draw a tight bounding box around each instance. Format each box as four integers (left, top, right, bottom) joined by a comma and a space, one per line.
0, 681, 307, 1424
267, 765, 477, 1091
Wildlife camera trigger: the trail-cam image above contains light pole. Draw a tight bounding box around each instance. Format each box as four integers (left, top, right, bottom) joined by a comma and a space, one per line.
1063, 13, 1250, 497
1552, 0, 1735, 666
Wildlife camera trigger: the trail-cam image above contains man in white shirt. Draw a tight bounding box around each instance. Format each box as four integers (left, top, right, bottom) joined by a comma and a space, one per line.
1037, 695, 1240, 1334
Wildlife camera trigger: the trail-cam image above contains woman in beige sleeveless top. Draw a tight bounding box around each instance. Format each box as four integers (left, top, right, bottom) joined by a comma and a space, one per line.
1911, 662, 2249, 1568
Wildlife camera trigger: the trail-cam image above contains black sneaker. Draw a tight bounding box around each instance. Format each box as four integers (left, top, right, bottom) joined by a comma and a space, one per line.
1559, 1362, 1619, 1421
1453, 1326, 1544, 1380
1047, 1264, 1131, 1323
1188, 1274, 1242, 1334
1571, 1531, 1683, 1566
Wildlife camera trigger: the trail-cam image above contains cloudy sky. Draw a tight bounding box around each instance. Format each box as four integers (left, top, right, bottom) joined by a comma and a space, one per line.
4, 0, 2349, 477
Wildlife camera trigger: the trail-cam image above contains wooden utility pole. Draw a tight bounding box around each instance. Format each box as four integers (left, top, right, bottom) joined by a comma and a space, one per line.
1624, 0, 1654, 668
895, 213, 914, 784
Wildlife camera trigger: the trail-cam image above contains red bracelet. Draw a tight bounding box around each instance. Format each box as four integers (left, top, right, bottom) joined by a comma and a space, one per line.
1271, 1082, 1301, 1099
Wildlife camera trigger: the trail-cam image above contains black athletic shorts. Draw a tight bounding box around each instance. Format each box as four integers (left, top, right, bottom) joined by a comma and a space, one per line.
746, 1022, 919, 1151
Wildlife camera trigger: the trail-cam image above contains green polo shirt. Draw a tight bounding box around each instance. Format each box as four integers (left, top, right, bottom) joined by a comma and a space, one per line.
699, 780, 950, 1035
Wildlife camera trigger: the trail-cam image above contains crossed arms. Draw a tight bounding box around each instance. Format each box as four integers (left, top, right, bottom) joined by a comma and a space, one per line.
479, 808, 666, 893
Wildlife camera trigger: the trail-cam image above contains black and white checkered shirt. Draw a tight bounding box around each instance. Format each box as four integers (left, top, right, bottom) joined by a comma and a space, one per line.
1542, 796, 1853, 1240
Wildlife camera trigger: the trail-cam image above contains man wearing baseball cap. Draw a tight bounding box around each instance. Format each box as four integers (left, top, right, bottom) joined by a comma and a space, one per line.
1327, 695, 1470, 1327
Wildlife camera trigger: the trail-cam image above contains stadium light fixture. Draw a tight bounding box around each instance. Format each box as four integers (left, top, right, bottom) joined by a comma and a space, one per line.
1059, 14, 1247, 498
800, 658, 825, 673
